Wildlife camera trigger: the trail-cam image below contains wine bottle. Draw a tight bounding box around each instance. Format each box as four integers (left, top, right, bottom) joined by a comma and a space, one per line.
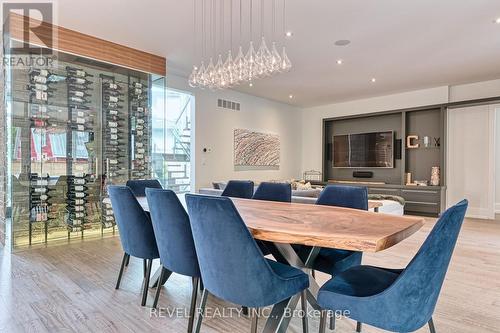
70, 212, 86, 219
67, 199, 86, 206
130, 82, 145, 89
67, 76, 92, 85
104, 95, 123, 103
103, 82, 121, 90
31, 75, 48, 84
132, 106, 146, 112
66, 66, 94, 78
68, 83, 94, 91
31, 90, 50, 101
136, 148, 145, 154
69, 104, 91, 110
26, 84, 55, 92
136, 130, 144, 136
69, 90, 92, 98
108, 109, 119, 116
104, 102, 122, 109
70, 124, 91, 132
29, 68, 50, 77
69, 96, 90, 104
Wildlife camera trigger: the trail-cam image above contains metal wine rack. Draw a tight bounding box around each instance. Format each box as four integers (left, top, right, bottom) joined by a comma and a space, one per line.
129, 78, 149, 179
65, 66, 95, 232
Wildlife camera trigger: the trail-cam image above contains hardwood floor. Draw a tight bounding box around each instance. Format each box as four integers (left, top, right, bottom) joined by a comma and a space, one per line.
0, 216, 499, 333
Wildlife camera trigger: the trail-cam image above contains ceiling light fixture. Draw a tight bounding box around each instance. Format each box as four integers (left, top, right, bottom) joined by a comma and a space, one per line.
249, 82, 253, 87
336, 59, 343, 65
189, 0, 292, 90
371, 78, 376, 83
289, 94, 293, 99
495, 17, 500, 24
285, 31, 293, 37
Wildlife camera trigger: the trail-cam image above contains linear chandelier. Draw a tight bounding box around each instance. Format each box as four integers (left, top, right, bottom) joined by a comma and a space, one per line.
189, 0, 292, 90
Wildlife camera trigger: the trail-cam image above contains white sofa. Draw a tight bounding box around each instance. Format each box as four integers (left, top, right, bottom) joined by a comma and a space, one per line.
198, 187, 404, 215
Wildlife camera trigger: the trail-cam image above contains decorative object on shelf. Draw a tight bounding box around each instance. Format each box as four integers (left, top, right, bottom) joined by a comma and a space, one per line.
423, 136, 430, 148
189, 0, 292, 90
434, 137, 441, 147
234, 129, 280, 167
431, 166, 440, 186
303, 170, 322, 182
405, 172, 412, 185
414, 180, 429, 186
406, 135, 419, 148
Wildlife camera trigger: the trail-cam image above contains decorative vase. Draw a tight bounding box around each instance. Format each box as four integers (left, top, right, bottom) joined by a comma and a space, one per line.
431, 167, 440, 186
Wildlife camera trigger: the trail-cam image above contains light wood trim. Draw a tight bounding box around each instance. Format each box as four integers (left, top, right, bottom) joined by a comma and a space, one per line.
6, 12, 166, 75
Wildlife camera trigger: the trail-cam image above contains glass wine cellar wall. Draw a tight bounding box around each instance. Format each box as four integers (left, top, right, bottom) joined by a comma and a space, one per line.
5, 50, 166, 248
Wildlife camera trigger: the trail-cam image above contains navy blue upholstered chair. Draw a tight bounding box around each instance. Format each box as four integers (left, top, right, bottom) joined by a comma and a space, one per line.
251, 182, 292, 261
126, 179, 162, 197
146, 189, 200, 332
185, 194, 310, 333
317, 199, 468, 333
221, 180, 254, 199
108, 185, 160, 306
252, 182, 292, 202
311, 185, 367, 276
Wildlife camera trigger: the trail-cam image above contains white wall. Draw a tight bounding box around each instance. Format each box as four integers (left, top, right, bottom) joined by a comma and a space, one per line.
167, 74, 303, 190
300, 87, 449, 173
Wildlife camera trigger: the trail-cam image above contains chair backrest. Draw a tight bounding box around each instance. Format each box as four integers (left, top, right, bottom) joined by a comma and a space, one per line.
316, 185, 368, 210
383, 199, 468, 332
126, 179, 162, 197
221, 180, 255, 199
108, 185, 159, 259
186, 194, 293, 307
146, 188, 200, 277
252, 182, 292, 202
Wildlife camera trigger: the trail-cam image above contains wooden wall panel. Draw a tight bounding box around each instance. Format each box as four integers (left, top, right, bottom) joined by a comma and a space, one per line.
6, 12, 166, 76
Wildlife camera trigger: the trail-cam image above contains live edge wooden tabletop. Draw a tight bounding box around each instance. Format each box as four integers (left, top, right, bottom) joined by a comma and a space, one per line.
137, 196, 423, 253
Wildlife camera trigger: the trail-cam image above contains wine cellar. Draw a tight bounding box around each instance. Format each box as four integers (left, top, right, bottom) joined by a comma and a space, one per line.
3, 13, 166, 248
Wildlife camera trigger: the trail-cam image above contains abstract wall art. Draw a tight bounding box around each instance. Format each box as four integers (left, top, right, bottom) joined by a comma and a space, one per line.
234, 129, 280, 167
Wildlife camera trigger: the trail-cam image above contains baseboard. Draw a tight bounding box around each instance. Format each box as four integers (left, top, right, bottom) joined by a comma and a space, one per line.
467, 206, 495, 220
495, 203, 500, 213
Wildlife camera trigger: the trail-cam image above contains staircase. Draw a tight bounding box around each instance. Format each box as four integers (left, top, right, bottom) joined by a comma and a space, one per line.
164, 94, 192, 193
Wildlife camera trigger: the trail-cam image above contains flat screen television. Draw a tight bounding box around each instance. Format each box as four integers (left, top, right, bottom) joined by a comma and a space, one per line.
333, 131, 394, 168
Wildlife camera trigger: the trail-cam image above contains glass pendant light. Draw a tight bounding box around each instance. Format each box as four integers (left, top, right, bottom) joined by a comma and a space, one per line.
256, 37, 271, 77
188, 65, 198, 87
245, 41, 257, 81
197, 61, 206, 88
224, 50, 236, 86
234, 46, 247, 82
280, 47, 292, 72
206, 58, 216, 90
270, 42, 282, 72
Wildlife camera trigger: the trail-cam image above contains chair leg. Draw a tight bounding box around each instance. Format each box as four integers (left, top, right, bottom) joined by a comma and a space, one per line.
318, 310, 327, 333
301, 290, 309, 333
152, 266, 167, 308
141, 259, 153, 306
250, 308, 259, 333
311, 270, 316, 279
194, 289, 209, 333
329, 316, 335, 330
356, 322, 362, 332
187, 277, 199, 333
143, 259, 147, 277
124, 254, 130, 267
242, 306, 249, 316
428, 317, 436, 333
115, 253, 129, 289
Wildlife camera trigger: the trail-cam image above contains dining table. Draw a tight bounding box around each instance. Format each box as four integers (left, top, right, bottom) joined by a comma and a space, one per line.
137, 194, 424, 333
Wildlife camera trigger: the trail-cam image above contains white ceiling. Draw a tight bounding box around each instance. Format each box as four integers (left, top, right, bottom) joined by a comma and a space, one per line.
53, 0, 500, 107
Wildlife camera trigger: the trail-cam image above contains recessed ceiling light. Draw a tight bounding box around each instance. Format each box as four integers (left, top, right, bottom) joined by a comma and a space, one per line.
495, 17, 500, 24
336, 59, 343, 65
289, 94, 293, 99
334, 39, 351, 46
285, 31, 293, 37
249, 82, 253, 87
371, 78, 376, 83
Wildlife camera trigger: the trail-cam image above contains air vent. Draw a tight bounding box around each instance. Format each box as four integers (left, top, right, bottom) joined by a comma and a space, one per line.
217, 99, 240, 111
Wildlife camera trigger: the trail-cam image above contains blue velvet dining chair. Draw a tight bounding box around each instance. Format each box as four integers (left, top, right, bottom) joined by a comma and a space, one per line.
108, 185, 160, 306
317, 199, 468, 333
185, 194, 310, 333
221, 180, 255, 198
252, 182, 292, 202
126, 179, 163, 197
146, 188, 201, 333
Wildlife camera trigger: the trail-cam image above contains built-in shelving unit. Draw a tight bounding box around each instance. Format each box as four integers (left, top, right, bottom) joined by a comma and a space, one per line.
322, 107, 446, 216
